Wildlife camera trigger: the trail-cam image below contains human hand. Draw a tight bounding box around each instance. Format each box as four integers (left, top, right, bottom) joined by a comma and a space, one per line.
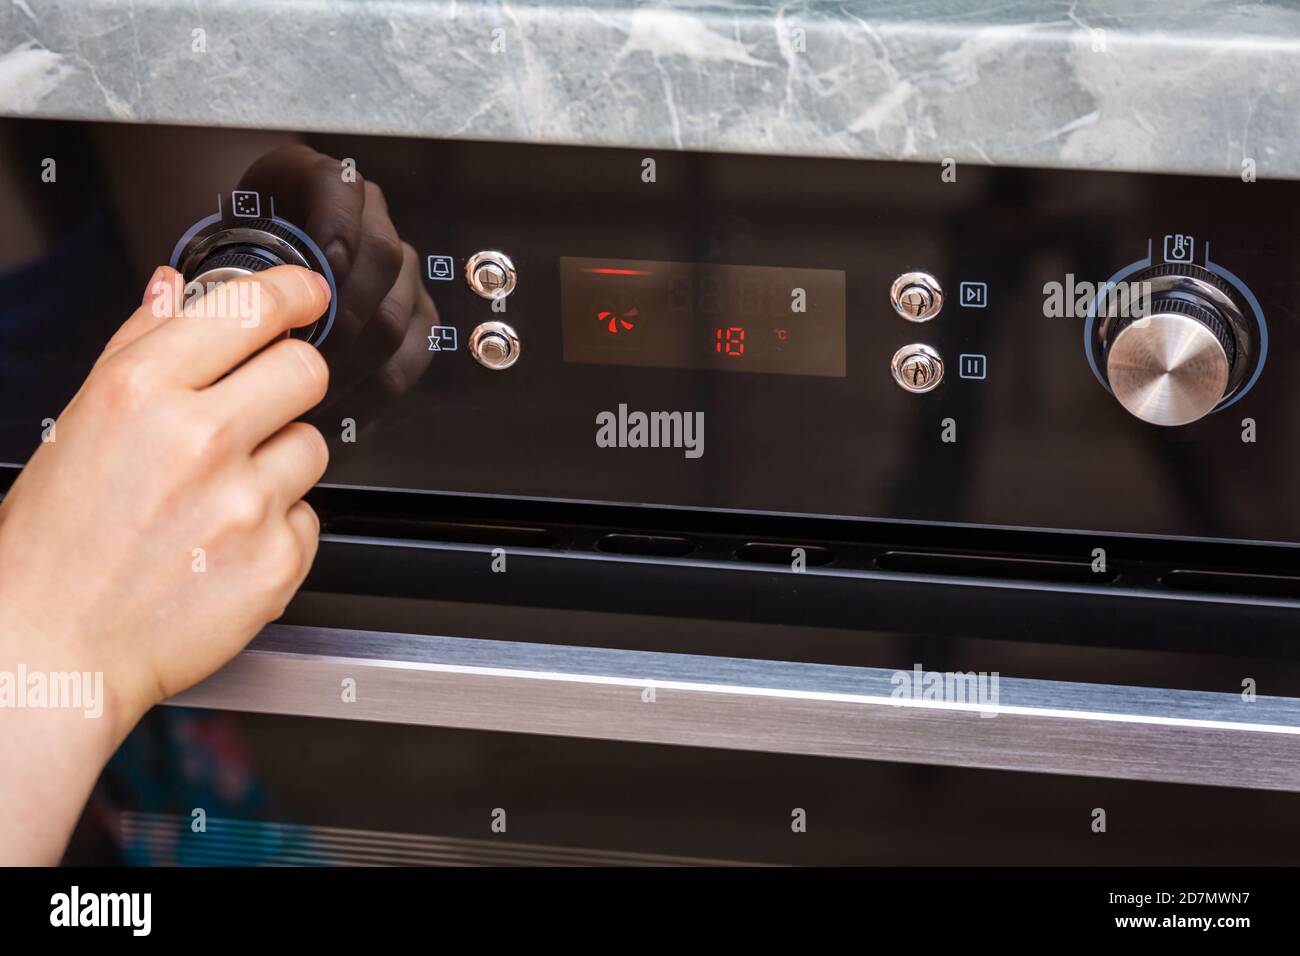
0, 263, 331, 733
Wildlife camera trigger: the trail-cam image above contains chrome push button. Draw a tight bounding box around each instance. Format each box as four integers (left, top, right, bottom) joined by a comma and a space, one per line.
470, 321, 521, 370
465, 250, 517, 300
890, 271, 943, 322
891, 343, 944, 393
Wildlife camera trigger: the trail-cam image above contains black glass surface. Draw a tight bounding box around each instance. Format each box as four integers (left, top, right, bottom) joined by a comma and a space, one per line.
2, 117, 1296, 545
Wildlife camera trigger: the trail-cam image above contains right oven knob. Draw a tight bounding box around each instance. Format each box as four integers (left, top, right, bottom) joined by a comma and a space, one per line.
1100, 263, 1252, 427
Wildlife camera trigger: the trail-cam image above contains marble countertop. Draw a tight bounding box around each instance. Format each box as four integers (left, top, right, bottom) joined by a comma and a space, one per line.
2, 0, 1298, 178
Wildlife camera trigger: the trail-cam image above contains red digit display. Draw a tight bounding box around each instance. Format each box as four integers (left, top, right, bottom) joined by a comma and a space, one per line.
715, 327, 746, 356
560, 256, 846, 377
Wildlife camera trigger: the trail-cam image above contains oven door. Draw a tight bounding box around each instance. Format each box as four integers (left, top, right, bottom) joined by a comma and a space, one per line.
70, 493, 1300, 867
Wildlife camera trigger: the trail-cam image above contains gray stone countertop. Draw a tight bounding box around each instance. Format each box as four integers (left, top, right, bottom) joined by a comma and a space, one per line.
2, 0, 1298, 178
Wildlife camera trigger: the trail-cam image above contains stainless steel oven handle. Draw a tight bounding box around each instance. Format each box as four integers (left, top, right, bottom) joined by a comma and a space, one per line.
168, 624, 1300, 792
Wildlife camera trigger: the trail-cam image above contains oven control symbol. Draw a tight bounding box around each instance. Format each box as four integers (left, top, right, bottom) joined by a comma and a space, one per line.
231, 190, 261, 218
959, 281, 988, 308
1163, 234, 1194, 264
427, 325, 458, 352
427, 255, 455, 280
959, 354, 987, 379
597, 303, 639, 334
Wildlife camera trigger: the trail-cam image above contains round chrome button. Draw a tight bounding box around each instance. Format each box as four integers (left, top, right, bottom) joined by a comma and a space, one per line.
465, 250, 517, 300
890, 272, 943, 322
469, 321, 521, 370
891, 343, 944, 393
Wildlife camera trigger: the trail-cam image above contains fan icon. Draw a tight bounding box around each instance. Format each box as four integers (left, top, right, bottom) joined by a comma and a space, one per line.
596, 302, 639, 334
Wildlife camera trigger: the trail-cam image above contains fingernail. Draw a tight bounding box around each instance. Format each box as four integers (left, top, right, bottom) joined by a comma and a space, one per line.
325, 239, 349, 275
309, 270, 332, 301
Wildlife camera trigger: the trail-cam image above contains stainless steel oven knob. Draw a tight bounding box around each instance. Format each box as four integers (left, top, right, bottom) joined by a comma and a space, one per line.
1106, 308, 1231, 426
1098, 263, 1251, 426
469, 321, 521, 370
465, 250, 517, 300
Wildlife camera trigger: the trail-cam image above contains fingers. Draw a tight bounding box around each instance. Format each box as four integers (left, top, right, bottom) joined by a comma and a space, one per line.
252, 421, 330, 510
98, 266, 185, 363
137, 265, 331, 389
206, 338, 329, 448
255, 419, 326, 596
239, 145, 366, 278
284, 499, 322, 587
327, 239, 418, 397
355, 256, 439, 402
325, 181, 404, 352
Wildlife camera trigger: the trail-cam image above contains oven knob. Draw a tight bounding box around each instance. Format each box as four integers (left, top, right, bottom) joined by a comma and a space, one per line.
1099, 263, 1249, 427
176, 218, 325, 341
469, 321, 521, 370
465, 250, 517, 300
180, 219, 312, 283
188, 250, 268, 286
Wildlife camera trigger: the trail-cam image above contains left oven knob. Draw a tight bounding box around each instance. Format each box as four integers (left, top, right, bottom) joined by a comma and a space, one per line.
176, 218, 325, 340
188, 250, 275, 285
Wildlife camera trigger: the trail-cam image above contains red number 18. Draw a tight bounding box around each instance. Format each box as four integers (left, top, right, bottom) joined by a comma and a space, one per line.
715, 326, 745, 357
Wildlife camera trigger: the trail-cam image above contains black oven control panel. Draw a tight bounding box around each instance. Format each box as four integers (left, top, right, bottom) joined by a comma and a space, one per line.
1, 118, 1297, 546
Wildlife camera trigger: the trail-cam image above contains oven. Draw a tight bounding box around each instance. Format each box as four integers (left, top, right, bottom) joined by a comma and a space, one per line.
4, 116, 1300, 866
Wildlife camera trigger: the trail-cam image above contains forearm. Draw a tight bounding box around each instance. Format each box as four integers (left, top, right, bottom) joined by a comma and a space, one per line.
0, 262, 329, 865
0, 615, 139, 865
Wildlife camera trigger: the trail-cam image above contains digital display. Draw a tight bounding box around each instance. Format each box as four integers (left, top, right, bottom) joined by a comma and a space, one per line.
560, 257, 846, 377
